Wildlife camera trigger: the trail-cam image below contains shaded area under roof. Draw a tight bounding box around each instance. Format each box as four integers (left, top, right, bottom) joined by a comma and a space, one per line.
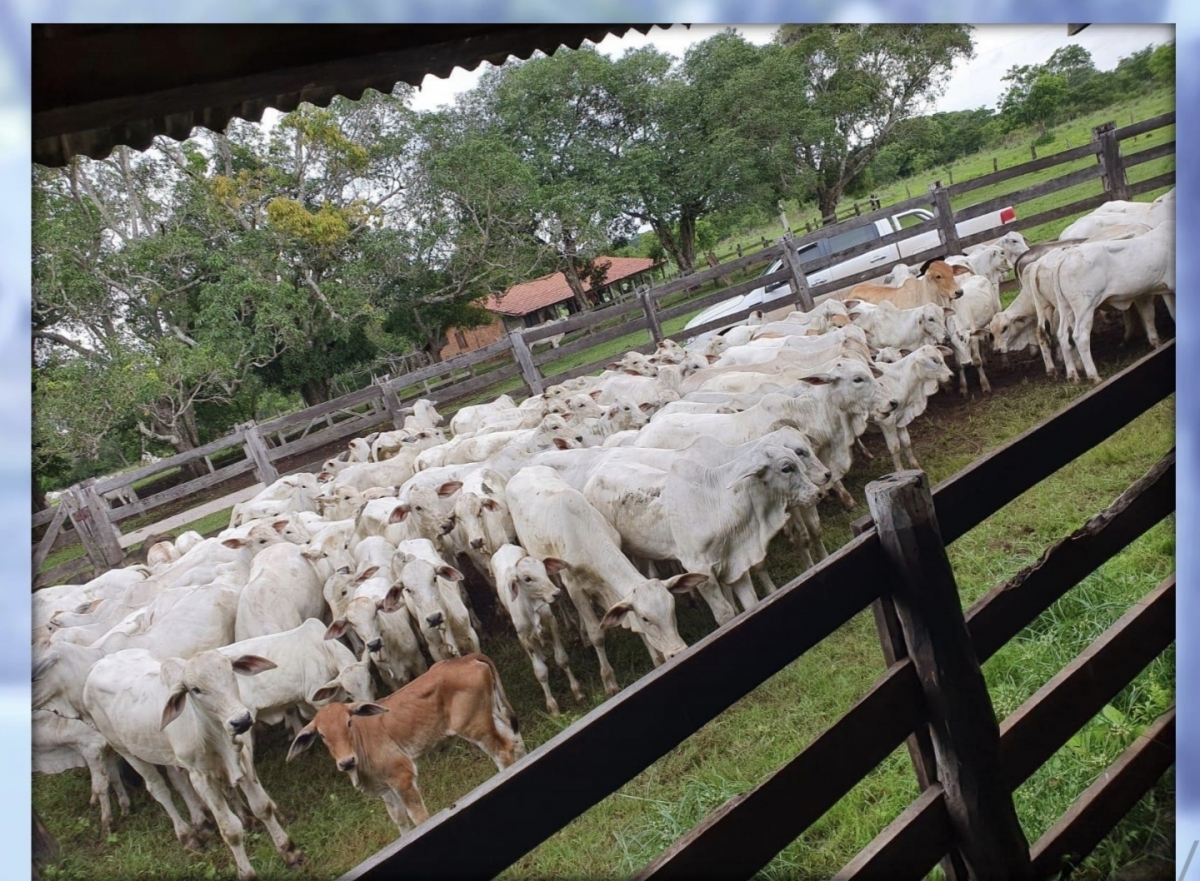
33, 23, 665, 167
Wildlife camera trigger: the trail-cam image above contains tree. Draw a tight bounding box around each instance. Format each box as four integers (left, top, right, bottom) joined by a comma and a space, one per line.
1148, 41, 1175, 86
999, 64, 1067, 133
741, 24, 975, 219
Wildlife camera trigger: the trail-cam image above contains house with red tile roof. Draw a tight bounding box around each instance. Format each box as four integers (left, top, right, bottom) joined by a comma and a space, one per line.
440, 256, 662, 359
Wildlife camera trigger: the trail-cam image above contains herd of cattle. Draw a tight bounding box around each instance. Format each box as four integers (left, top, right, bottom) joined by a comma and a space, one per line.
32, 190, 1175, 880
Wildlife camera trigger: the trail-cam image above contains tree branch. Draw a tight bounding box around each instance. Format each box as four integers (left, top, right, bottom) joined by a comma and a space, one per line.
136, 420, 181, 446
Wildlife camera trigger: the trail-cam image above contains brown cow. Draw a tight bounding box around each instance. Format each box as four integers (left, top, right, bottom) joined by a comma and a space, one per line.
285, 653, 526, 832
845, 260, 970, 310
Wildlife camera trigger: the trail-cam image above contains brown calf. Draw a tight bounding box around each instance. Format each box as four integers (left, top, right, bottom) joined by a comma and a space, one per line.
845, 259, 970, 310
286, 653, 525, 832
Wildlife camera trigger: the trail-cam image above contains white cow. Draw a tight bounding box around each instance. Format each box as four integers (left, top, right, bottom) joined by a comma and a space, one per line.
82, 648, 304, 880
394, 539, 480, 662
943, 273, 1001, 396
583, 446, 820, 624
869, 346, 955, 472
450, 394, 518, 438
33, 709, 130, 834
844, 300, 948, 352
491, 543, 582, 715
234, 542, 328, 642
507, 466, 706, 696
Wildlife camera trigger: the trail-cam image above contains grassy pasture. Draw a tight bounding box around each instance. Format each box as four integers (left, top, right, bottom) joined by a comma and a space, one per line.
34, 92, 1175, 880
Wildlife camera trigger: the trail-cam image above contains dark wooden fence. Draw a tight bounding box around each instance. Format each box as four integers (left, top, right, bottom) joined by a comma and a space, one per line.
34, 112, 1174, 589
340, 341, 1174, 880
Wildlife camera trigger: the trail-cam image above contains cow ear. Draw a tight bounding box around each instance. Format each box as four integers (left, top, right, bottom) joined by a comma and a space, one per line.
843, 299, 862, 309
589, 389, 603, 400
936, 345, 955, 359
349, 702, 389, 717
336, 565, 352, 575
378, 585, 404, 614
436, 565, 464, 583
800, 374, 833, 386
599, 601, 633, 630
481, 498, 501, 511
159, 658, 186, 690
542, 557, 568, 575
899, 349, 913, 358
437, 481, 463, 498
389, 504, 410, 523
666, 573, 709, 595
74, 597, 104, 615
638, 401, 655, 412
272, 519, 290, 533
552, 438, 570, 450
509, 578, 521, 601
622, 369, 641, 376
355, 566, 380, 583
160, 687, 188, 730
951, 264, 971, 275
870, 364, 885, 378
439, 516, 457, 535
481, 482, 495, 495
222, 538, 248, 549
725, 462, 769, 489
830, 314, 851, 326
944, 307, 956, 318
231, 655, 277, 676
31, 654, 58, 682
309, 682, 345, 705
325, 619, 350, 641
287, 723, 319, 762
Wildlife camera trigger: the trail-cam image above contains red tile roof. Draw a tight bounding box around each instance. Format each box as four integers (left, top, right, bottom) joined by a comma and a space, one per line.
484, 256, 657, 317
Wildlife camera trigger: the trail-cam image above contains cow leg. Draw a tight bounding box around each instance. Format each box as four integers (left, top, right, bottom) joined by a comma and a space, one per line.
390, 762, 431, 827
831, 479, 856, 510
571, 591, 621, 697
782, 518, 815, 571
1055, 307, 1081, 383
900, 426, 922, 471
958, 364, 968, 397
729, 572, 759, 614
694, 575, 737, 627
80, 742, 116, 834
880, 423, 905, 473
188, 771, 257, 881
547, 613, 584, 702
799, 505, 828, 562
165, 764, 213, 843
380, 790, 415, 833
753, 563, 778, 596
237, 770, 305, 870
853, 437, 875, 461
122, 757, 199, 851
972, 337, 992, 394
1120, 308, 1138, 344
1133, 296, 1161, 348
1072, 312, 1103, 385
105, 750, 132, 818
1033, 318, 1058, 378
1162, 292, 1176, 323
522, 637, 560, 716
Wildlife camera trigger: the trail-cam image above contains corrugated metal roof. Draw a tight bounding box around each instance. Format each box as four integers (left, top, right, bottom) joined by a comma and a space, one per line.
485, 257, 658, 316
33, 24, 666, 167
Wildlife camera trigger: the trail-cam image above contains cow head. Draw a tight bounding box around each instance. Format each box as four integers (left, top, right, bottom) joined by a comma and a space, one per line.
160, 650, 276, 737
598, 573, 706, 662
309, 658, 376, 707
286, 700, 390, 770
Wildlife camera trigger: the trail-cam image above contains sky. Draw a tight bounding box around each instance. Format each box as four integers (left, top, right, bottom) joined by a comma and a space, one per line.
397, 22, 1177, 116
3, 4, 1196, 877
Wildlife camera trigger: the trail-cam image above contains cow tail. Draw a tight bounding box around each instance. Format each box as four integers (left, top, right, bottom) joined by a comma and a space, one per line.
477, 653, 520, 735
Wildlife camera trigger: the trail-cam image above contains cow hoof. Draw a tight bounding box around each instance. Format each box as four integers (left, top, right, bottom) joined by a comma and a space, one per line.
238, 869, 258, 881
284, 843, 307, 869
546, 703, 560, 717
180, 830, 206, 853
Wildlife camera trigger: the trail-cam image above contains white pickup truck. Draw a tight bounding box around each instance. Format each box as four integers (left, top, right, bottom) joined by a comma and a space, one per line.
684, 205, 1017, 332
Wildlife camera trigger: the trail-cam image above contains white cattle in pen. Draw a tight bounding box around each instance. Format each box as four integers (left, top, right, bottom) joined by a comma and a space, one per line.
315, 484, 368, 522
394, 539, 480, 662
450, 394, 518, 437
234, 542, 328, 642
987, 284, 1040, 360
943, 273, 1001, 396
82, 648, 304, 880
418, 415, 582, 469
33, 709, 130, 834
507, 466, 706, 695
491, 543, 582, 716
844, 300, 948, 353
325, 431, 444, 491
578, 400, 653, 446
881, 262, 914, 286
324, 567, 428, 691
869, 346, 955, 472
230, 479, 318, 527
1059, 191, 1173, 241
401, 399, 444, 433
709, 326, 866, 369
583, 446, 821, 624
1050, 220, 1175, 384
33, 567, 152, 636
445, 469, 516, 584
89, 581, 243, 660
944, 244, 1015, 295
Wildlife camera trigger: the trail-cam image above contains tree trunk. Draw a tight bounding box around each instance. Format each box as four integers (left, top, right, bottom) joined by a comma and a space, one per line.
817, 187, 843, 223
561, 260, 592, 313
677, 212, 697, 275
650, 219, 690, 275
32, 478, 48, 514
33, 809, 60, 878
299, 379, 331, 407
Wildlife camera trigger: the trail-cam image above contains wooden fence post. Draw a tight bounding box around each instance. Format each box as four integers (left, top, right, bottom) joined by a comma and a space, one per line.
239, 421, 279, 485
866, 471, 1033, 880
993, 157, 998, 173
32, 501, 71, 575
380, 379, 409, 430
66, 479, 126, 573
777, 232, 815, 313
1092, 121, 1129, 201
509, 330, 545, 396
928, 182, 961, 256
636, 285, 664, 344
1030, 143, 1037, 160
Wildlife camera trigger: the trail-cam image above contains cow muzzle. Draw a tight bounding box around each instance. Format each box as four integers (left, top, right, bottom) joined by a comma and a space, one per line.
337, 756, 357, 772
367, 638, 383, 653
229, 712, 253, 736
469, 538, 485, 550
952, 289, 963, 299
426, 612, 445, 628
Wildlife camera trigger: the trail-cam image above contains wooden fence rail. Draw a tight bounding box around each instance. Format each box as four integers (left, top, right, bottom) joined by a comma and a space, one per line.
34, 114, 1174, 587
339, 340, 1174, 880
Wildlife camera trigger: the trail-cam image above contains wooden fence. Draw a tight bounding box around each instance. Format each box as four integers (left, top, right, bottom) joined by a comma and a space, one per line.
339, 338, 1174, 881
33, 112, 1175, 589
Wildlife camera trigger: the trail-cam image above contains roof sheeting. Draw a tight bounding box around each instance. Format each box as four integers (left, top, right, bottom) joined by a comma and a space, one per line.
33, 24, 665, 167
485, 257, 658, 317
